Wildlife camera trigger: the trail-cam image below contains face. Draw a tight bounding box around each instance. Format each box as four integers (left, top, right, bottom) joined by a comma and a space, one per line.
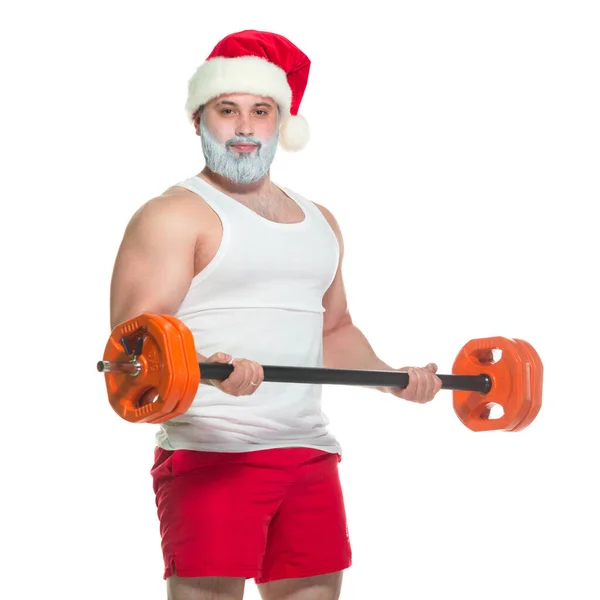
196, 93, 281, 184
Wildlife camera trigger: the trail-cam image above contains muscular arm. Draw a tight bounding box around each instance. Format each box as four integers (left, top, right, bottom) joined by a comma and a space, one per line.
109, 195, 198, 330
316, 204, 393, 392
109, 193, 250, 390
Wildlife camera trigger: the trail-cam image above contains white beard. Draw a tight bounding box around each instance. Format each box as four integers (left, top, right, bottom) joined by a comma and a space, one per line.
199, 118, 280, 184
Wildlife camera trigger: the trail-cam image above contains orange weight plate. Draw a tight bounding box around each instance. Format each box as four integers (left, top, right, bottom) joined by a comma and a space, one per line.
144, 315, 190, 424
452, 337, 532, 432
102, 314, 186, 423
148, 315, 200, 424
507, 338, 543, 432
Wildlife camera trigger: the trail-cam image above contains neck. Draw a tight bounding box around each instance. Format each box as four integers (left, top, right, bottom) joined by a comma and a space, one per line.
197, 167, 276, 201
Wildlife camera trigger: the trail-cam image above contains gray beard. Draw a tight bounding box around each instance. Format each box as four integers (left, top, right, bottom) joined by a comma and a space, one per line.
199, 118, 279, 184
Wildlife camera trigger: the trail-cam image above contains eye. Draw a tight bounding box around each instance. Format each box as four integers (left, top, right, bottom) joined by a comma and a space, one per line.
221, 109, 235, 115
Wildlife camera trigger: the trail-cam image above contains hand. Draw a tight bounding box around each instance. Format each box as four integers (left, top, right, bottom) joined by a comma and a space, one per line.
202, 352, 265, 397
388, 363, 442, 404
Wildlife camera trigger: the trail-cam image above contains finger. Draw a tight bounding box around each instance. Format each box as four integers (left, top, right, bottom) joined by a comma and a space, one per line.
252, 362, 264, 386
236, 373, 252, 395
203, 353, 232, 387
422, 366, 437, 400
240, 361, 259, 394
247, 362, 263, 393
223, 359, 248, 393
418, 370, 431, 402
240, 360, 261, 394
426, 372, 439, 401
407, 367, 423, 402
236, 360, 256, 394
416, 368, 435, 403
208, 352, 232, 363
425, 365, 442, 401
417, 369, 431, 403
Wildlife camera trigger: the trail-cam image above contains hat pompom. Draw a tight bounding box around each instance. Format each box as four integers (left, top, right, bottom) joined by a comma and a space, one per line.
279, 114, 310, 151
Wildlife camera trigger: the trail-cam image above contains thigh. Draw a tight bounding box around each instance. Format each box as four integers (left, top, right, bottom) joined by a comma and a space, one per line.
167, 575, 245, 600
256, 451, 352, 585
258, 571, 343, 600
152, 447, 291, 580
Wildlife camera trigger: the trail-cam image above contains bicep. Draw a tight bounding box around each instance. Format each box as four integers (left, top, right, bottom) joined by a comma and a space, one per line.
109, 199, 197, 328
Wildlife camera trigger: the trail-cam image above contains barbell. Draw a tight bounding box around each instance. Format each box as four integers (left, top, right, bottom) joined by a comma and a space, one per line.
97, 313, 543, 432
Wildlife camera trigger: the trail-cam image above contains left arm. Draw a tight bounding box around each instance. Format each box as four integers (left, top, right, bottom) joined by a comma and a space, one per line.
316, 203, 392, 392
315, 203, 442, 402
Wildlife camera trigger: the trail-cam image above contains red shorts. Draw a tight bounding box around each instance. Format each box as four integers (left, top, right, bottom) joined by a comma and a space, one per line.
150, 446, 352, 583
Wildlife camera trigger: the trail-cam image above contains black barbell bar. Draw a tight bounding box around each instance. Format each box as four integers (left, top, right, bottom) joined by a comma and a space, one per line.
97, 360, 492, 394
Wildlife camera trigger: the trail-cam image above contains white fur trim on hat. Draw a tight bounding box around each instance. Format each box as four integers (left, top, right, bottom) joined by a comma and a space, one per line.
279, 114, 310, 151
185, 55, 293, 122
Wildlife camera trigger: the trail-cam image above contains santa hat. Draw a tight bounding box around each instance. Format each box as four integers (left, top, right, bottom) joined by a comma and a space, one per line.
185, 30, 311, 151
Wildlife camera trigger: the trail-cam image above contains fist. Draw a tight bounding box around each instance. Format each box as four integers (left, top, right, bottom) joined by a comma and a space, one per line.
204, 352, 265, 397
389, 363, 442, 404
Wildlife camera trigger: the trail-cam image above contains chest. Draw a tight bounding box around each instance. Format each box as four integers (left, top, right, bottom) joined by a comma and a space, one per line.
193, 195, 308, 277
238, 192, 306, 224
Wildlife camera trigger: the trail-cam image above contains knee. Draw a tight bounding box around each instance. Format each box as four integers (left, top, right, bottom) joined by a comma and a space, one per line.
258, 571, 343, 600
166, 575, 245, 600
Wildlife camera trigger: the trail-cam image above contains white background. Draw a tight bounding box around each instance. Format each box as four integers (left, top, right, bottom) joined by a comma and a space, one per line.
1, 1, 599, 598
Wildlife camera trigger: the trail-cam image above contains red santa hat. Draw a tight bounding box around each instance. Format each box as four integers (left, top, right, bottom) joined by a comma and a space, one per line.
185, 30, 311, 151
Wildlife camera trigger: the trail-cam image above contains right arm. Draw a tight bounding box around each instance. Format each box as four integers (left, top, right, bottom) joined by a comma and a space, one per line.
108, 194, 263, 395
109, 195, 197, 329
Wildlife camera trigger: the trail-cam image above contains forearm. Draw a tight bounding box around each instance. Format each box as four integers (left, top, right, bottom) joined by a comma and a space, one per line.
322, 323, 394, 393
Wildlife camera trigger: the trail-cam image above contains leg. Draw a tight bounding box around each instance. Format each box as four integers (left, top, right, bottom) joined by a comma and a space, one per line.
255, 450, 351, 594
167, 575, 245, 600
258, 572, 343, 600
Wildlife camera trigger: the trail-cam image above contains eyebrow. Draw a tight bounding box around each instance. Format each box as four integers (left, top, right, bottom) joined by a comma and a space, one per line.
215, 100, 275, 109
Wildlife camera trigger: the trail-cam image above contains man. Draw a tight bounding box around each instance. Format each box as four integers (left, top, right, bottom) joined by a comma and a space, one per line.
109, 30, 442, 600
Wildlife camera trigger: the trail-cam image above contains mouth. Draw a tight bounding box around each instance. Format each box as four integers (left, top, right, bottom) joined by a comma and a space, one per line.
230, 144, 258, 152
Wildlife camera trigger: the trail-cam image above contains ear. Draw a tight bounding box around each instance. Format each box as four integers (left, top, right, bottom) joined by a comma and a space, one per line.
193, 107, 203, 136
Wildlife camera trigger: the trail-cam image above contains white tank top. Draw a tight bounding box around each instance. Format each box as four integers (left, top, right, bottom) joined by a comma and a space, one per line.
154, 175, 343, 454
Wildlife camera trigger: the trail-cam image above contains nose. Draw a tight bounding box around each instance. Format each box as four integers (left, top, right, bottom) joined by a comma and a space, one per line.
235, 113, 253, 138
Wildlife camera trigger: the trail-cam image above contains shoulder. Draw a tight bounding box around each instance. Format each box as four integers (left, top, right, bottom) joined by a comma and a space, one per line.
312, 201, 336, 225
123, 185, 208, 238
312, 201, 343, 241
308, 200, 345, 263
